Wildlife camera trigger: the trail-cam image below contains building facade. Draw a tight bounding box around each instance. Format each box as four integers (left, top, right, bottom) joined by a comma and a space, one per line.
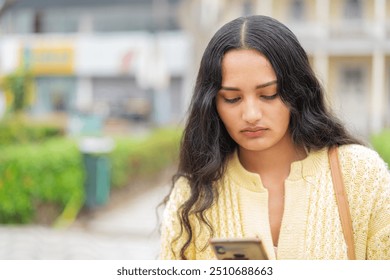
271, 0, 390, 138
0, 0, 389, 138
0, 0, 188, 134
180, 0, 390, 138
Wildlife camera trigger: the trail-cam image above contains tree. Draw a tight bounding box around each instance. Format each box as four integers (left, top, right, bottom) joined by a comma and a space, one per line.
0, 67, 34, 114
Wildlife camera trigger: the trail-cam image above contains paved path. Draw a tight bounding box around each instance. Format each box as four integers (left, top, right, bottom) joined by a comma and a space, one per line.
0, 184, 171, 260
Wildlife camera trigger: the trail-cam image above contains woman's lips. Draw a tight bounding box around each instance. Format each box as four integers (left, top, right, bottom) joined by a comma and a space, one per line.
241, 127, 268, 138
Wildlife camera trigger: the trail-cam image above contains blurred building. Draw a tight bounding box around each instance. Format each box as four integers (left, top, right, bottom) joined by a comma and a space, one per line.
0, 0, 389, 138
0, 0, 189, 133
270, 0, 390, 138
179, 0, 390, 138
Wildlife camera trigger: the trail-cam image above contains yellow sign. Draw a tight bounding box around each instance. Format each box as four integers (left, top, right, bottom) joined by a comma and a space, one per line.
20, 44, 74, 75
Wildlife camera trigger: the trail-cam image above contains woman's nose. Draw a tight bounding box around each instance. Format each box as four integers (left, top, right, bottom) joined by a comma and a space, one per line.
242, 100, 262, 124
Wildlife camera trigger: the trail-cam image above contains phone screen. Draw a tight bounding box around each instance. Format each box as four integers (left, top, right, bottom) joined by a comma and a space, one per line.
210, 238, 269, 260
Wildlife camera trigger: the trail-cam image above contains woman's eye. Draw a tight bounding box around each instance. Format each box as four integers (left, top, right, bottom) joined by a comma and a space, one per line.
223, 97, 240, 104
261, 93, 278, 100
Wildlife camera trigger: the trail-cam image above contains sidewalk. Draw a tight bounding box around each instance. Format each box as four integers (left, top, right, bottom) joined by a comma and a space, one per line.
0, 183, 171, 260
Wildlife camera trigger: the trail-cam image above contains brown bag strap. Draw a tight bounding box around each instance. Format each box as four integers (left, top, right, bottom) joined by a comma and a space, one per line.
328, 146, 356, 260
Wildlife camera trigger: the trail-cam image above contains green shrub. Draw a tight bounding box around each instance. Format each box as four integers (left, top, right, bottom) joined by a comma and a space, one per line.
110, 127, 182, 188
0, 119, 63, 146
0, 138, 84, 224
0, 127, 182, 224
371, 129, 390, 166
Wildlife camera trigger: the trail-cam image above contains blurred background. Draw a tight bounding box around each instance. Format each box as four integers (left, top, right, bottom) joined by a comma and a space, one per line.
0, 0, 389, 260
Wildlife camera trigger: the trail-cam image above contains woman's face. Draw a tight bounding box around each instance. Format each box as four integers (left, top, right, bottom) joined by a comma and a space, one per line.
216, 49, 291, 153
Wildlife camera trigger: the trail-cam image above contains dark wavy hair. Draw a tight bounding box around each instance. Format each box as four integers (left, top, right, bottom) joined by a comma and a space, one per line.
165, 15, 362, 259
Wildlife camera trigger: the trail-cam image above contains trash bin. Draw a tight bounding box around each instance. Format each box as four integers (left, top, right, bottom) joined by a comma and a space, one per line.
79, 137, 115, 208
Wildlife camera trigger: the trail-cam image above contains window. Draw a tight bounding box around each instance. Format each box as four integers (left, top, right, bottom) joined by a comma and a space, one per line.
243, 0, 254, 16
342, 67, 364, 95
290, 0, 305, 21
33, 77, 76, 115
40, 9, 79, 33
344, 0, 363, 20
337, 65, 368, 136
92, 3, 179, 32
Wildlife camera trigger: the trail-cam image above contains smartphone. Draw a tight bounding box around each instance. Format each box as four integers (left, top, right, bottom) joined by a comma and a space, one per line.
209, 237, 269, 260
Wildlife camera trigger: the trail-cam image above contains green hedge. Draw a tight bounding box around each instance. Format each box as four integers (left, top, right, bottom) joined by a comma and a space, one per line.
0, 119, 63, 146
0, 138, 83, 224
110, 127, 182, 188
371, 129, 390, 167
0, 127, 182, 224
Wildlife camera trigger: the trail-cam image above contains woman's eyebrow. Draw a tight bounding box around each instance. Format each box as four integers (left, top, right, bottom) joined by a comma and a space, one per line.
256, 80, 277, 89
220, 80, 277, 91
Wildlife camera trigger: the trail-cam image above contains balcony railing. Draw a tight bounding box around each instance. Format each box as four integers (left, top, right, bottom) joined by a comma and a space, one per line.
329, 20, 377, 39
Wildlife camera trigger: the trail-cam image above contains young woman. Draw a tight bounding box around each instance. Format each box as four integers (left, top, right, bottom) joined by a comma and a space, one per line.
159, 15, 390, 260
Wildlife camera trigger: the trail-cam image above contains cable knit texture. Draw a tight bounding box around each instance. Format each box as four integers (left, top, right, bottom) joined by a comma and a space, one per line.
159, 145, 390, 259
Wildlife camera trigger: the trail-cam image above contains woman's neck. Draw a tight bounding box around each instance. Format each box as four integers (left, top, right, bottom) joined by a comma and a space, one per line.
237, 136, 306, 182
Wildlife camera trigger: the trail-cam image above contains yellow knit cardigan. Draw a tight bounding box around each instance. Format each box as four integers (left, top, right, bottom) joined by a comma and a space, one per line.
159, 145, 390, 259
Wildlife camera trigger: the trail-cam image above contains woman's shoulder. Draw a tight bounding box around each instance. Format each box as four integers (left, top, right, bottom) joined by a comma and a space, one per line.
338, 144, 388, 169
168, 176, 191, 203
337, 144, 389, 185
162, 176, 191, 223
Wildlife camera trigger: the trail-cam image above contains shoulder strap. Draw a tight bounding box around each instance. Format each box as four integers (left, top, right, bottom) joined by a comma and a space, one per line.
328, 146, 356, 260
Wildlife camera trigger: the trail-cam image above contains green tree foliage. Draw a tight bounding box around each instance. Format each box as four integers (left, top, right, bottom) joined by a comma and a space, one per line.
371, 129, 390, 167
0, 67, 33, 113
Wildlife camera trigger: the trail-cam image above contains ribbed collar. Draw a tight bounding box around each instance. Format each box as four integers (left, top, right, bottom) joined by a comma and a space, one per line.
225, 148, 328, 192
